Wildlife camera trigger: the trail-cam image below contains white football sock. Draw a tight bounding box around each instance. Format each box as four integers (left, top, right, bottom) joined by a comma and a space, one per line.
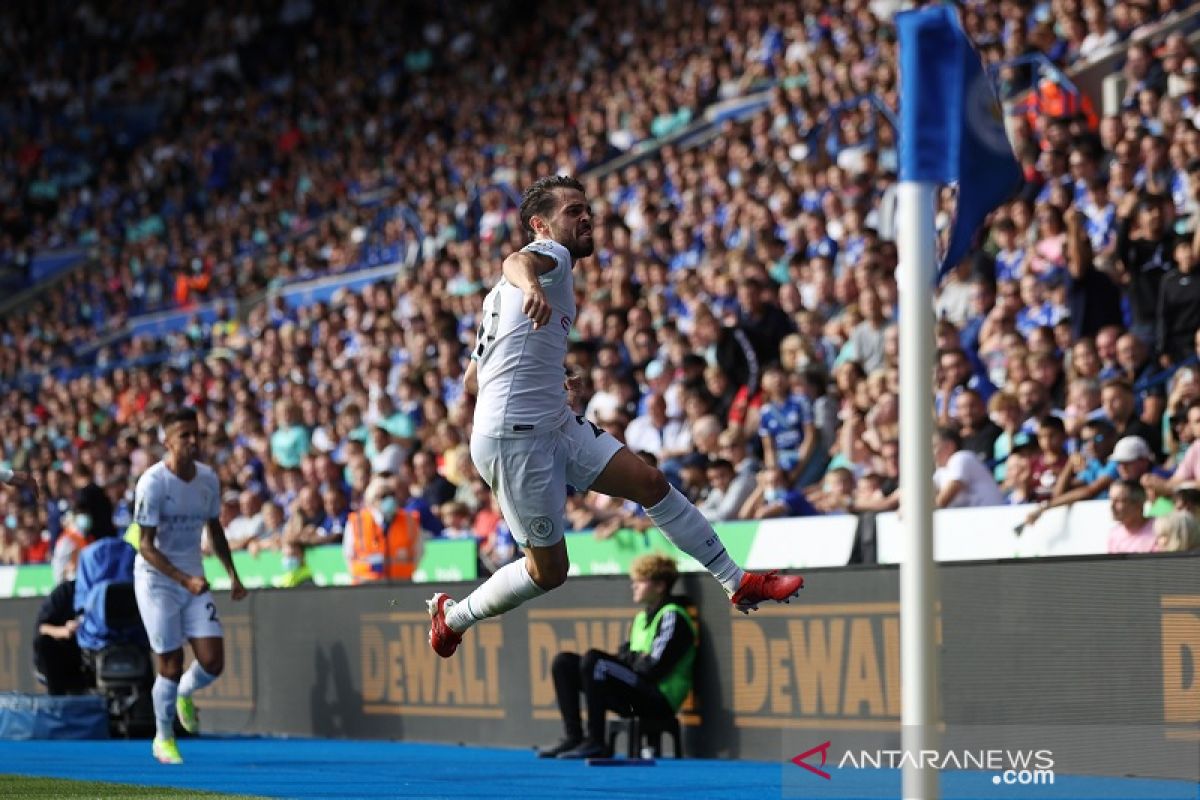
646, 486, 744, 594
178, 661, 218, 697
152, 675, 179, 741
446, 558, 546, 633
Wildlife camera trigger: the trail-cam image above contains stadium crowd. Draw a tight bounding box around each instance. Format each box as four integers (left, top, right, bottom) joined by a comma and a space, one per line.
3, 0, 1200, 576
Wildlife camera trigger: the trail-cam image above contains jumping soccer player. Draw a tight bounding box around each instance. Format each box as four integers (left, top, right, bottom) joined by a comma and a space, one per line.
428, 175, 803, 658
133, 408, 247, 764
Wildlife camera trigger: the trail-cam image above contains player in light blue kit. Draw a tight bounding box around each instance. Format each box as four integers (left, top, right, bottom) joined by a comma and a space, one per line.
429, 176, 803, 659
133, 408, 246, 764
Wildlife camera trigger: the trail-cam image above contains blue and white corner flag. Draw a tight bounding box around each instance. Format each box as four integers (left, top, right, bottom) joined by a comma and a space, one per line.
896, 5, 1023, 281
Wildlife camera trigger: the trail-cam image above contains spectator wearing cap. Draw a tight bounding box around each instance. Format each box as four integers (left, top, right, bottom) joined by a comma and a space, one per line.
1107, 479, 1157, 553
934, 426, 1005, 509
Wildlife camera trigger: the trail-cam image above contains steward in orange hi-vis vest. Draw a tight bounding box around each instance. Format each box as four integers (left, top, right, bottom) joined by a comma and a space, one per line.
346, 492, 422, 584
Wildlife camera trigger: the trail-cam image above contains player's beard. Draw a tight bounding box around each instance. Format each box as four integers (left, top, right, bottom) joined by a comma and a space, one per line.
555, 224, 594, 259
568, 236, 592, 257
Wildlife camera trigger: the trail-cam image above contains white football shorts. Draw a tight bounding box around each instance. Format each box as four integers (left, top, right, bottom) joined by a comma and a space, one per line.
471, 414, 623, 548
133, 565, 223, 654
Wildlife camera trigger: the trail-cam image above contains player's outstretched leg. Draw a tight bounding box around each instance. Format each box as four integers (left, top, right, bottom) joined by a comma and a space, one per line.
428, 545, 564, 658
591, 448, 804, 613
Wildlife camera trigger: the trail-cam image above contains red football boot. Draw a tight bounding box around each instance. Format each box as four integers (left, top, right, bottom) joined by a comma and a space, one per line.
729, 570, 804, 614
426, 592, 463, 658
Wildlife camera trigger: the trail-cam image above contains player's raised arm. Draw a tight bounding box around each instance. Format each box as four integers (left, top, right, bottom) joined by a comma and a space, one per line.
502, 250, 555, 329
206, 517, 247, 601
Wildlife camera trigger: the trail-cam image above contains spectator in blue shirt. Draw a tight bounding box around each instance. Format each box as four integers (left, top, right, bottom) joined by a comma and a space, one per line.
1024, 419, 1119, 528
935, 346, 997, 421
757, 366, 816, 488
740, 467, 821, 520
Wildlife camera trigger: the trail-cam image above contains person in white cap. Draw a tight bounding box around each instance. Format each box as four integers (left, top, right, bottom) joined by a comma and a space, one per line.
1024, 426, 1140, 527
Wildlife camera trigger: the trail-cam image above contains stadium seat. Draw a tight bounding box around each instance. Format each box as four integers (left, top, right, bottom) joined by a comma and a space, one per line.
606, 711, 682, 759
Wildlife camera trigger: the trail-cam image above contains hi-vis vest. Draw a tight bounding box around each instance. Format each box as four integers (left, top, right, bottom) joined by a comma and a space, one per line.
628, 602, 696, 711
347, 508, 419, 583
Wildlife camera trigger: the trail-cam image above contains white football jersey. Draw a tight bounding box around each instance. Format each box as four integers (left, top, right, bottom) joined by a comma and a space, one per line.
473, 239, 576, 437
133, 461, 220, 577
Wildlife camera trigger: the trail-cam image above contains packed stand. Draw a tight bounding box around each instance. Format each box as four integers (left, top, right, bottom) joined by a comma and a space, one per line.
4, 0, 1200, 574
2, 0, 819, 383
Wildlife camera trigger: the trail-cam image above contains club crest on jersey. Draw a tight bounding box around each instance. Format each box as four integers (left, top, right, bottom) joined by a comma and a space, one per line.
529, 516, 554, 538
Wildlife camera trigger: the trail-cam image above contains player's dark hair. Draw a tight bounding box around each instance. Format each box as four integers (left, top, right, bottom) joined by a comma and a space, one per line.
163, 407, 198, 429
935, 425, 962, 450
519, 175, 585, 237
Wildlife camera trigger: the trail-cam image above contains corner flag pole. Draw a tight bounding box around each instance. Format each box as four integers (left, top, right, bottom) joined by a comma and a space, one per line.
894, 7, 1021, 796
896, 182, 939, 800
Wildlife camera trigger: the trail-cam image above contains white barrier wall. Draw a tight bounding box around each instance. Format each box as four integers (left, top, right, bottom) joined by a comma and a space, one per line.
876, 499, 1113, 564
743, 514, 859, 569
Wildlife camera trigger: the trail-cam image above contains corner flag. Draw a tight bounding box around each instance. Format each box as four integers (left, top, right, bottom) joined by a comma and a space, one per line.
896, 5, 1022, 281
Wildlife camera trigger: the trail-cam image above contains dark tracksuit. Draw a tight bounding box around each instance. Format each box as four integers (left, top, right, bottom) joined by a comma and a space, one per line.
550, 598, 694, 744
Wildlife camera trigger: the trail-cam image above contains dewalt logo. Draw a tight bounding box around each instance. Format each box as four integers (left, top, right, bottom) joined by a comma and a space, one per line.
360, 612, 504, 718
1161, 595, 1200, 740
732, 602, 939, 731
